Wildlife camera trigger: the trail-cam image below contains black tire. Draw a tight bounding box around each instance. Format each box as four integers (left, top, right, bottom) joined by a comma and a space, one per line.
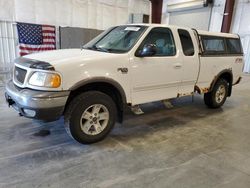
64, 91, 117, 144
204, 79, 229, 108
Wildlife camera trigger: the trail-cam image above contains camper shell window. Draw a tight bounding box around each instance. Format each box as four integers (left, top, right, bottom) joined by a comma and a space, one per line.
200, 35, 243, 56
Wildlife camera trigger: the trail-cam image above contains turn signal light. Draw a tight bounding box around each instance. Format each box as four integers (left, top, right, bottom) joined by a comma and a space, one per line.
50, 74, 61, 88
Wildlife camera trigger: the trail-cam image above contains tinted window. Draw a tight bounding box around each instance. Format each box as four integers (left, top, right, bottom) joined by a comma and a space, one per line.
202, 37, 226, 54
178, 29, 194, 56
138, 27, 176, 56
226, 38, 242, 54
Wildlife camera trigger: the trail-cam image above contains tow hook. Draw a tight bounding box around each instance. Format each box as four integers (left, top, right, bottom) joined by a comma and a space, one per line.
7, 98, 15, 107
5, 94, 15, 107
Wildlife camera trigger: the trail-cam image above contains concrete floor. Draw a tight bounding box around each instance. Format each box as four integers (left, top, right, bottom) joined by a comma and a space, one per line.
1, 76, 250, 188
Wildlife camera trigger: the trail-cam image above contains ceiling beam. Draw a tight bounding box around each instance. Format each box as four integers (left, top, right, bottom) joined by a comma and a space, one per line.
221, 0, 235, 33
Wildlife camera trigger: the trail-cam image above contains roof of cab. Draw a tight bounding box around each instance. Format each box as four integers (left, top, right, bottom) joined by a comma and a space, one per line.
124, 23, 239, 39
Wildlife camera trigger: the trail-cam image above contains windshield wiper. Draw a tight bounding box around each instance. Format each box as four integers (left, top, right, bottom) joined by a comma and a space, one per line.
83, 45, 124, 53
105, 48, 125, 53
85, 45, 110, 52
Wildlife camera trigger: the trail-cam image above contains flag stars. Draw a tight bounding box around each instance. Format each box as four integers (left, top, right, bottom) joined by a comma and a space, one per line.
17, 23, 43, 45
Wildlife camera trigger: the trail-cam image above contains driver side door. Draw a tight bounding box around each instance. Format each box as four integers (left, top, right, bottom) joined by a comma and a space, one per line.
130, 27, 182, 105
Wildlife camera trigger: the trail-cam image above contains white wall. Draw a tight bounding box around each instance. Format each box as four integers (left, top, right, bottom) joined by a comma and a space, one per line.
0, 0, 151, 83
161, 0, 250, 73
208, 0, 226, 32
161, 0, 169, 25
169, 7, 212, 30
0, 0, 151, 30
161, 0, 225, 32
0, 0, 15, 21
231, 0, 250, 73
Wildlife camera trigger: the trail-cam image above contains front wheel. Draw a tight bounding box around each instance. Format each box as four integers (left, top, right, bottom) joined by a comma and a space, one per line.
204, 79, 229, 108
64, 91, 117, 144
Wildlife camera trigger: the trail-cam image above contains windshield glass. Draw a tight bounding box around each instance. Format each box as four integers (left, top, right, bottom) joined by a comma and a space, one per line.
83, 25, 147, 53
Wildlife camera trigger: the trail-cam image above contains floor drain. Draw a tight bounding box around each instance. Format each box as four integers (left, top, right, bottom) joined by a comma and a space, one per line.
33, 130, 50, 137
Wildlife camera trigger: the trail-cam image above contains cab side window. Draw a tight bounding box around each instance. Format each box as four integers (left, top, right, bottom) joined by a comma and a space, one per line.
138, 27, 176, 56
178, 29, 194, 56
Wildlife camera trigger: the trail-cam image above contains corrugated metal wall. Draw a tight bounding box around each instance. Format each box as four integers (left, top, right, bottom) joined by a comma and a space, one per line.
0, 20, 19, 86
241, 35, 250, 73
231, 0, 250, 73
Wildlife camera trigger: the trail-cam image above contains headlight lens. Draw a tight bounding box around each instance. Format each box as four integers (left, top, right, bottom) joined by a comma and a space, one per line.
29, 72, 61, 88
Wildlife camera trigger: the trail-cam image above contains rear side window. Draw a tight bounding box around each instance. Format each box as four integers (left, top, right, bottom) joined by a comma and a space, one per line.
202, 37, 226, 54
226, 38, 242, 54
178, 29, 194, 56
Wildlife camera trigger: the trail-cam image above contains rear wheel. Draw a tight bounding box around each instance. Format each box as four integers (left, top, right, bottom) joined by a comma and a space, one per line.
64, 91, 117, 144
204, 79, 229, 108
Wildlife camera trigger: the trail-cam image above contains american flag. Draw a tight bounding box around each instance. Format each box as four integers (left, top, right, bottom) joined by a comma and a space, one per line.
17, 22, 56, 56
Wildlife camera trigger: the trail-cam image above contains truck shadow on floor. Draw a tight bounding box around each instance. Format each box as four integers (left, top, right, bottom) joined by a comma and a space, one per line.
30, 95, 231, 147
110, 96, 225, 138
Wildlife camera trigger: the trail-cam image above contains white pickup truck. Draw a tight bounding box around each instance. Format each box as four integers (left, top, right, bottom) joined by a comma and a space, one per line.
5, 24, 244, 144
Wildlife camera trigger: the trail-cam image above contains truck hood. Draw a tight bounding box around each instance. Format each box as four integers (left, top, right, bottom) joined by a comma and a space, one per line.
23, 49, 116, 67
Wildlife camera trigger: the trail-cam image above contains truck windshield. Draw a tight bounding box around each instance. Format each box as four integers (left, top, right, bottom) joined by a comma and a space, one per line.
83, 25, 147, 53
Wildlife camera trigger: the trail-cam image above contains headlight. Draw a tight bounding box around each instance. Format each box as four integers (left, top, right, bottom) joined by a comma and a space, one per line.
29, 72, 61, 88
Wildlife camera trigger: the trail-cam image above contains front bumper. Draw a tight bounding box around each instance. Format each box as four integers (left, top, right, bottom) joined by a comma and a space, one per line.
5, 81, 70, 122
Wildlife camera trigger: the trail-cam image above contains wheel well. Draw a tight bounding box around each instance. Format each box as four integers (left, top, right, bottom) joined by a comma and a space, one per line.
213, 71, 233, 96
64, 82, 125, 122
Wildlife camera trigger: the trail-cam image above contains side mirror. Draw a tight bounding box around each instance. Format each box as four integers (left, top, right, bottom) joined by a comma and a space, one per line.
137, 44, 157, 57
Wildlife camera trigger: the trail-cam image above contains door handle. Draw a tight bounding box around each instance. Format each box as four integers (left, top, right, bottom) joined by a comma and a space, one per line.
174, 63, 182, 69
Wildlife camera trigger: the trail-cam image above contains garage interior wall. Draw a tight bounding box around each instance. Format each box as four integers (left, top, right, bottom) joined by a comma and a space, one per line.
1, 0, 150, 30
0, 0, 151, 85
162, 0, 250, 73
0, 21, 18, 86
169, 7, 212, 30
162, 0, 226, 32
208, 0, 226, 32
162, 0, 213, 30
60, 27, 103, 49
231, 0, 250, 73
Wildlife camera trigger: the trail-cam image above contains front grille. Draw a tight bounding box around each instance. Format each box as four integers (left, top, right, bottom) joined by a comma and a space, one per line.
14, 66, 27, 84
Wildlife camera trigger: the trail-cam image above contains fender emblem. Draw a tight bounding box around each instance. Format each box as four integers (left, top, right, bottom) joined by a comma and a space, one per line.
117, 68, 128, 74
235, 58, 243, 64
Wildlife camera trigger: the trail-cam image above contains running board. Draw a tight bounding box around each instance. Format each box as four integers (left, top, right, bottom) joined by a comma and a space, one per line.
162, 99, 174, 109
131, 105, 144, 115
131, 100, 174, 115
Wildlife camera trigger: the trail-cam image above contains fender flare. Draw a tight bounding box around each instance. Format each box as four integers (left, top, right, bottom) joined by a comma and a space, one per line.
69, 77, 127, 104
209, 69, 233, 96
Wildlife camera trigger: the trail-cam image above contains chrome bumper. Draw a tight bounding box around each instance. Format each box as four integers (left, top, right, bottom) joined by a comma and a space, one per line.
5, 81, 70, 121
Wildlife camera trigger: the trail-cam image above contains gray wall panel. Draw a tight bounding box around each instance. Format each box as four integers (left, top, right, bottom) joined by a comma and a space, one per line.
60, 27, 103, 49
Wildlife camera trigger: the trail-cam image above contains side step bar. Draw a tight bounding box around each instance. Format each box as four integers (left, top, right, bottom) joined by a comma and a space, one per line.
131, 100, 174, 115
